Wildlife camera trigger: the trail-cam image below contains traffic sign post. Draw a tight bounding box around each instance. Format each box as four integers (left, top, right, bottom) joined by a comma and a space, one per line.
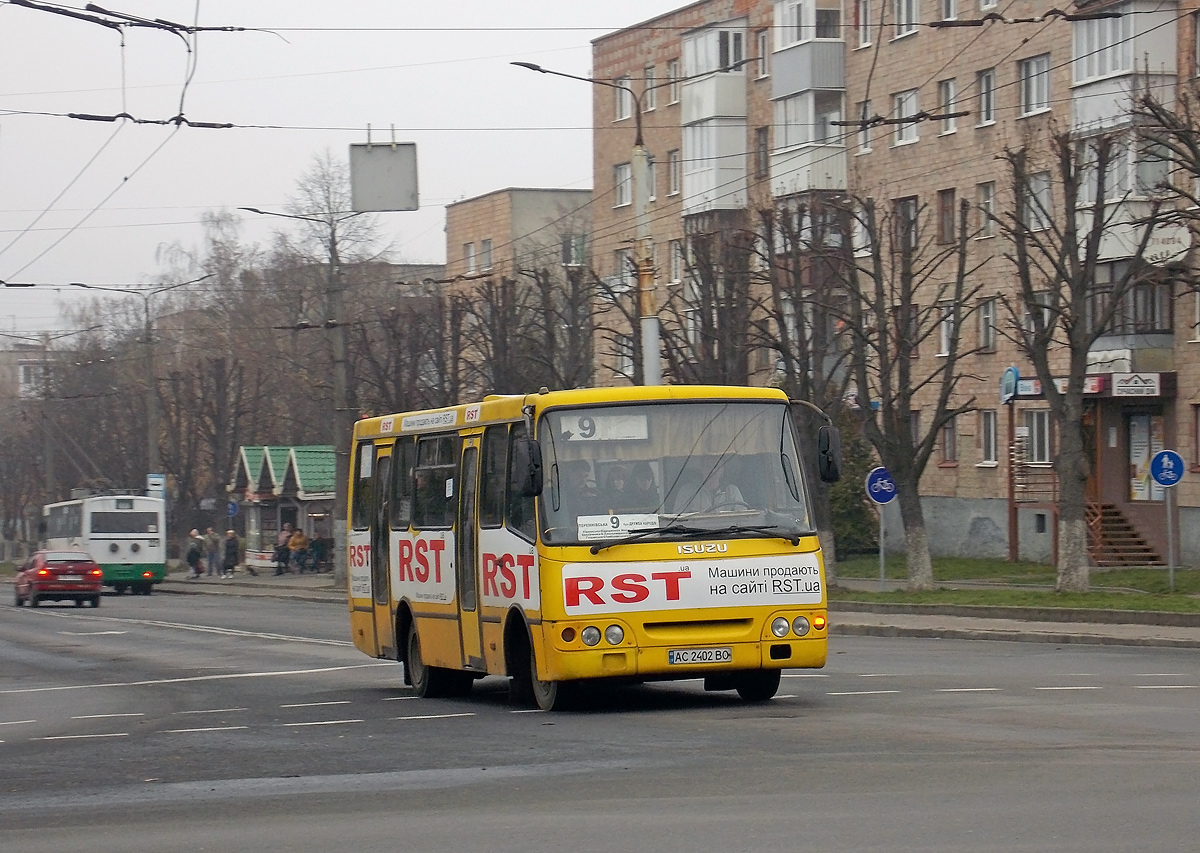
1150, 450, 1184, 592
866, 467, 897, 591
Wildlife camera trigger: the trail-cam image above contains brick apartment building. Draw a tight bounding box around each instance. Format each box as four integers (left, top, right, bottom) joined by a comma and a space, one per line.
590, 0, 1200, 563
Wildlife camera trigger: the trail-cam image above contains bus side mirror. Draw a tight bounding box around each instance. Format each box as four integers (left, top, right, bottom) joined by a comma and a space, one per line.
817, 425, 841, 483
511, 438, 544, 497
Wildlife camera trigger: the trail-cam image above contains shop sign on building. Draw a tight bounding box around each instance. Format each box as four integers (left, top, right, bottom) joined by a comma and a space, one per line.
1112, 373, 1161, 397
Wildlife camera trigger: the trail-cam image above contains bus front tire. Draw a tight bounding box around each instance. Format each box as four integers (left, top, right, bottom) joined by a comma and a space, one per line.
735, 669, 782, 702
529, 648, 576, 712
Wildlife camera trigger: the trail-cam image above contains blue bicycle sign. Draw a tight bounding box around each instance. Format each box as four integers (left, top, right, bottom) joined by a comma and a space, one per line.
865, 466, 897, 504
1150, 450, 1185, 489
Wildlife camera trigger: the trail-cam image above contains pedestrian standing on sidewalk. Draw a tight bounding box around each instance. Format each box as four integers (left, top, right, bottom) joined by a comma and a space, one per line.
185, 529, 204, 579
274, 522, 293, 576
223, 529, 251, 577
204, 527, 221, 577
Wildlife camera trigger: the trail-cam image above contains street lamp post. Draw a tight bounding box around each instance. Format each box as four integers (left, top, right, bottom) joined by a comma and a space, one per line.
239, 206, 365, 586
512, 62, 661, 385
71, 275, 212, 480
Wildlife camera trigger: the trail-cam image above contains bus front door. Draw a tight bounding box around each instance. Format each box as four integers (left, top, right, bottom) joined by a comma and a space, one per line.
457, 444, 484, 669
371, 455, 395, 658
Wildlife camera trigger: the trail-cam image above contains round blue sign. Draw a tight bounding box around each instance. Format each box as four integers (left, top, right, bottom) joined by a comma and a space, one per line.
1000, 366, 1020, 405
227, 501, 240, 517
865, 466, 897, 504
1150, 450, 1185, 488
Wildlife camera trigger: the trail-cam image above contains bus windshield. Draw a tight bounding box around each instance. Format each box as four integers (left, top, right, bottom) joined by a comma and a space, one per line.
90, 512, 161, 534
538, 400, 813, 546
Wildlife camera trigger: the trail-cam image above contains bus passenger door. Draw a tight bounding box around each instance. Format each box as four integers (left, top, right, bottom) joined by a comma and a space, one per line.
457, 443, 484, 669
371, 454, 395, 658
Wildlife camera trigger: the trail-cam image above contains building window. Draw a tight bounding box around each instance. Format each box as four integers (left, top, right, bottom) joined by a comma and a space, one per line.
976, 68, 996, 124
666, 59, 680, 103
894, 196, 919, 251
614, 75, 633, 121
480, 238, 493, 271
670, 239, 683, 283
893, 89, 919, 144
816, 8, 841, 38
941, 416, 958, 463
911, 410, 922, 445
1023, 171, 1051, 231
895, 0, 919, 37
976, 181, 996, 237
777, 0, 804, 48
562, 233, 587, 267
938, 78, 957, 133
856, 99, 872, 152
1073, 10, 1132, 83
614, 162, 632, 207
980, 409, 998, 465
937, 188, 956, 243
647, 156, 657, 201
937, 302, 955, 355
684, 27, 745, 75
1025, 410, 1052, 463
1019, 54, 1051, 115
755, 126, 770, 178
941, 0, 957, 20
1087, 260, 1174, 335
615, 333, 635, 379
614, 249, 633, 289
464, 242, 476, 274
667, 149, 681, 195
777, 94, 808, 149
981, 0, 997, 8
643, 65, 656, 111
856, 0, 873, 46
757, 29, 770, 77
979, 297, 997, 351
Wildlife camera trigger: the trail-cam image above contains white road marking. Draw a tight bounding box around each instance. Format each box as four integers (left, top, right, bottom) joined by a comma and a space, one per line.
394, 713, 476, 721
281, 719, 364, 727
826, 690, 901, 696
71, 713, 144, 719
781, 673, 829, 678
1034, 686, 1102, 691
1137, 673, 1187, 677
381, 696, 419, 701
1136, 685, 1199, 690
279, 701, 351, 708
937, 688, 1001, 693
0, 720, 36, 726
775, 694, 798, 699
0, 663, 391, 696
510, 709, 545, 714
36, 733, 128, 740
22, 608, 353, 647
58, 631, 127, 636
162, 726, 249, 733
175, 708, 248, 714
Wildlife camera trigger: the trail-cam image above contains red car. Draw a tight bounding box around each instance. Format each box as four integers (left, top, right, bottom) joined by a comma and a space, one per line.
13, 550, 103, 608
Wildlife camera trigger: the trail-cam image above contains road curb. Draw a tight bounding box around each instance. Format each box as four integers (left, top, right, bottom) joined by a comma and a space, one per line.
830, 623, 1200, 649
830, 600, 1200, 628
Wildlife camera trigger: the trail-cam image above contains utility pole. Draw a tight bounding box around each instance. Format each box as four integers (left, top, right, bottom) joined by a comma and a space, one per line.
327, 224, 353, 587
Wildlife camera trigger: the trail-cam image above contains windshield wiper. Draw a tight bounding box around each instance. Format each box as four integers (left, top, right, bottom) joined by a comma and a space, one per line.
588, 523, 711, 554
589, 523, 803, 554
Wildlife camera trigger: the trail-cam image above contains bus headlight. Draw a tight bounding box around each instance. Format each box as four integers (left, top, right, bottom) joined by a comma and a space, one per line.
604, 624, 624, 645
792, 616, 811, 637
771, 617, 790, 638
581, 626, 601, 646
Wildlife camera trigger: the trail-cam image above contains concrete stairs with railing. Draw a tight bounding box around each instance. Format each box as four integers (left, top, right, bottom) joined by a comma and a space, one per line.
1086, 502, 1164, 567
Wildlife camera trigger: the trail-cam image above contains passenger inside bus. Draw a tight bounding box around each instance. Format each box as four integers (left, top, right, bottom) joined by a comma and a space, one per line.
619, 460, 660, 512
559, 460, 600, 517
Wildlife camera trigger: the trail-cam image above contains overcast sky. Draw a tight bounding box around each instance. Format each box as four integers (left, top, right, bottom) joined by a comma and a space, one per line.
0, 0, 684, 334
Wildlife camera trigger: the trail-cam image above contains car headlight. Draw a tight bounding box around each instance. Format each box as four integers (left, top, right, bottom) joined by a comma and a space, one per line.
771, 617, 790, 638
581, 626, 601, 646
792, 616, 811, 637
604, 624, 624, 645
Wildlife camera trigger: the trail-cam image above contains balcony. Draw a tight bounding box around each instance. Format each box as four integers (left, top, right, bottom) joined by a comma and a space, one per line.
681, 73, 748, 124
770, 143, 846, 196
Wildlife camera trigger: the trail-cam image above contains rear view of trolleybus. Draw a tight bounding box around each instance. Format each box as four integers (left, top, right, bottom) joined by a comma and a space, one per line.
43, 494, 167, 595
347, 385, 841, 710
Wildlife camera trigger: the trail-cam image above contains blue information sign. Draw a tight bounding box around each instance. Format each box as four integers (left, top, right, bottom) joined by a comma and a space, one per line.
227, 501, 239, 518
1150, 450, 1185, 488
865, 466, 897, 504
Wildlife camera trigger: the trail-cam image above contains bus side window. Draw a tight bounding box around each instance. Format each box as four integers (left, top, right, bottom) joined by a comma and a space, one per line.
506, 423, 536, 541
390, 437, 415, 530
351, 441, 376, 531
480, 425, 508, 529
414, 434, 458, 529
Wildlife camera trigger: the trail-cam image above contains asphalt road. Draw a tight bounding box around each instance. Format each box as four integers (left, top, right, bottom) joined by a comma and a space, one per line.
2, 593, 1199, 852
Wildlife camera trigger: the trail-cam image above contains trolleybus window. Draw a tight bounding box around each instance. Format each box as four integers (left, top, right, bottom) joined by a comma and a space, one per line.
389, 436, 415, 529
352, 441, 375, 530
90, 512, 160, 534
480, 425, 508, 528
507, 422, 537, 541
413, 434, 458, 529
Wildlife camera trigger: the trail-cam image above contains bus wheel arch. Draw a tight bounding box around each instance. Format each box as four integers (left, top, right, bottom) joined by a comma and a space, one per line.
396, 604, 414, 685
503, 608, 574, 711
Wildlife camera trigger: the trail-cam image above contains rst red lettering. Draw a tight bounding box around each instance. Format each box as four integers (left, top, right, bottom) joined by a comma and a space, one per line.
651, 570, 691, 601
426, 539, 445, 583
481, 553, 499, 597
397, 539, 414, 582
565, 576, 605, 607
498, 555, 517, 599
515, 554, 535, 599
610, 573, 649, 603
414, 539, 430, 582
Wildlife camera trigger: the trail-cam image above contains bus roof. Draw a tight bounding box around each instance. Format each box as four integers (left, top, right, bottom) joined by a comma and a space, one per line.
353, 385, 792, 441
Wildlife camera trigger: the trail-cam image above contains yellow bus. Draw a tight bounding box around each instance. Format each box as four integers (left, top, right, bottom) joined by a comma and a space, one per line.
347, 385, 840, 711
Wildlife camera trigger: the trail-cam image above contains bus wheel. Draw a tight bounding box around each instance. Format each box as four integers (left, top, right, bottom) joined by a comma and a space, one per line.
91, 595, 101, 608
14, 589, 24, 606
114, 583, 128, 595
29, 593, 39, 608
406, 623, 461, 699
529, 648, 575, 712
735, 669, 781, 702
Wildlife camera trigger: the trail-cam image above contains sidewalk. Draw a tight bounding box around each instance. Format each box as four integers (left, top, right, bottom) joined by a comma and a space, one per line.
156, 567, 1200, 649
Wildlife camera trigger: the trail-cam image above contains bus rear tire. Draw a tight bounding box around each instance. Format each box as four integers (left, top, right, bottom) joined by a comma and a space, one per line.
735, 669, 781, 702
406, 623, 469, 699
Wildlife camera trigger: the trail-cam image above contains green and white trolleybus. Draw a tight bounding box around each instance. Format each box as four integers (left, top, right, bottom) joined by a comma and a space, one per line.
43, 494, 167, 595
